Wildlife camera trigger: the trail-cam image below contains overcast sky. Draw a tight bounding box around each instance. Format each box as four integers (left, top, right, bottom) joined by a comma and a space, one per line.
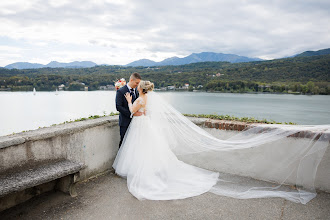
0, 0, 329, 66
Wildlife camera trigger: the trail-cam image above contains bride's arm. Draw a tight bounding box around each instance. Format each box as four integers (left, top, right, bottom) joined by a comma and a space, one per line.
124, 93, 142, 114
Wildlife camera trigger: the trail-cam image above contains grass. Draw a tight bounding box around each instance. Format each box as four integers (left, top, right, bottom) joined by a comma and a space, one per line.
50, 112, 119, 126
183, 113, 296, 125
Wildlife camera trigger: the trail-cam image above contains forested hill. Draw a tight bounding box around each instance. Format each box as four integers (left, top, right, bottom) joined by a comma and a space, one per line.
0, 54, 329, 94
139, 54, 330, 83
1, 53, 329, 82
295, 48, 330, 57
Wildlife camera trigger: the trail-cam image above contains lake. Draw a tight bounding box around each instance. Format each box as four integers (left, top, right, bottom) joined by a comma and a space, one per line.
0, 91, 329, 136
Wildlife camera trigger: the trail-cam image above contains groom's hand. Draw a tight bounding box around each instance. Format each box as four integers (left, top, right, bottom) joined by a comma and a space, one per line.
133, 112, 143, 116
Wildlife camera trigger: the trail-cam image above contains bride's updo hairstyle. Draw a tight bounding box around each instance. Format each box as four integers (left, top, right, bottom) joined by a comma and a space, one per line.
139, 80, 154, 94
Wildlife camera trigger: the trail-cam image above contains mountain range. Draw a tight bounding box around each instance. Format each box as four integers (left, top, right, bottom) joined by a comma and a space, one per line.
4, 61, 97, 69
2, 48, 330, 69
126, 52, 263, 67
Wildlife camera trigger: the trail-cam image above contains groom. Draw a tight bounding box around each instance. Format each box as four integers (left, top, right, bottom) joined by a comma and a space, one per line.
116, 72, 142, 148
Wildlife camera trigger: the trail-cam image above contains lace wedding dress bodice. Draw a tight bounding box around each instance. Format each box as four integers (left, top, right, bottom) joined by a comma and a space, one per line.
136, 98, 146, 112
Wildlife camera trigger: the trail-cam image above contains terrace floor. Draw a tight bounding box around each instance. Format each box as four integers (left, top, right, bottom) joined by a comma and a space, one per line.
1, 172, 330, 220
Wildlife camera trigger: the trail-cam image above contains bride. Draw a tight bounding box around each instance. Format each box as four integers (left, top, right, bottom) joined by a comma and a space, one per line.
113, 80, 330, 204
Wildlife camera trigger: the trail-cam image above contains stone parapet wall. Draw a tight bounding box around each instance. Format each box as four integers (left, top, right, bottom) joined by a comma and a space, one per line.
0, 116, 329, 192
0, 116, 120, 180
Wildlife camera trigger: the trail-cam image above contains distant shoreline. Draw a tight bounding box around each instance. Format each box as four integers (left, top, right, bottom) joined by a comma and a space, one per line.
0, 89, 326, 96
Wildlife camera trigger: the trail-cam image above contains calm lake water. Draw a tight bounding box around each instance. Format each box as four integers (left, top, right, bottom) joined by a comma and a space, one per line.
0, 91, 329, 136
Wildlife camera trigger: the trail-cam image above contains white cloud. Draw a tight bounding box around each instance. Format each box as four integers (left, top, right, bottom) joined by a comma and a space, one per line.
0, 45, 24, 53
0, 46, 25, 65
0, 0, 329, 66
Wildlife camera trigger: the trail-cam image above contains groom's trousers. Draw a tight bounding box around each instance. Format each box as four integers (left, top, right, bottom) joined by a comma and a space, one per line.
119, 125, 129, 148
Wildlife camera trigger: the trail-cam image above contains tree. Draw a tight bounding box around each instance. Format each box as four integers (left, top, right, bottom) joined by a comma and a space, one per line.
68, 82, 85, 91
306, 81, 315, 93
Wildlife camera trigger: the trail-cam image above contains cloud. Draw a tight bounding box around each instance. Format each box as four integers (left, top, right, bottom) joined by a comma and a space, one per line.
0, 46, 25, 65
0, 0, 329, 66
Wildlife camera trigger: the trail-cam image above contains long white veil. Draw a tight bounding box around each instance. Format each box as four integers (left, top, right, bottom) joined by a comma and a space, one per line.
146, 91, 330, 204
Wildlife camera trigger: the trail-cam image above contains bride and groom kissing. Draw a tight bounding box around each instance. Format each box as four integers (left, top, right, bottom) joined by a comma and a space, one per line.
115, 72, 152, 148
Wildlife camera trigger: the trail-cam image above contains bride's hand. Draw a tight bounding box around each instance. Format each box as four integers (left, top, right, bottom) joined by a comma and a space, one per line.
124, 92, 132, 103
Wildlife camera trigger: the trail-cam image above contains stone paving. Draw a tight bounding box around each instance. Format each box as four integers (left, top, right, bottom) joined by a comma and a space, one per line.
1, 172, 330, 220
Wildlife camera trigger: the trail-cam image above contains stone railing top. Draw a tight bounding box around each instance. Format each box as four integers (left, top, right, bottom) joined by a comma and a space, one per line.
202, 118, 330, 140
0, 116, 119, 150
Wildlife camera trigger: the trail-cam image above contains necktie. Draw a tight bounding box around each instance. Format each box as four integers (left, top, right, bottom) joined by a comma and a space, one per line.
130, 88, 136, 100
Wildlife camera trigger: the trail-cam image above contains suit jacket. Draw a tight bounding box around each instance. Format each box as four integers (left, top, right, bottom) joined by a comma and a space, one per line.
116, 85, 139, 127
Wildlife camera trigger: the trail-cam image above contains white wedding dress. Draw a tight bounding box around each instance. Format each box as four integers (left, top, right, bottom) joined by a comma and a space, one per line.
113, 97, 219, 200
113, 92, 330, 204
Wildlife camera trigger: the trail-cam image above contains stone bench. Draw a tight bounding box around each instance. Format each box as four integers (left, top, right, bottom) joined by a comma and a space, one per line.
0, 160, 85, 211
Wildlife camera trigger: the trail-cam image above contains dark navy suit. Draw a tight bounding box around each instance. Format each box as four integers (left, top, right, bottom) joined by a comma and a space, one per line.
115, 85, 139, 148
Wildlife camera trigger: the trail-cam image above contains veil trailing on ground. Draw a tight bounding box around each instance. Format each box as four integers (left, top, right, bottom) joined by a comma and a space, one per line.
145, 91, 330, 204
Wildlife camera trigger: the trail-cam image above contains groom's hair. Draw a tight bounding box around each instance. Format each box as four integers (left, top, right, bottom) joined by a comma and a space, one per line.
130, 72, 141, 80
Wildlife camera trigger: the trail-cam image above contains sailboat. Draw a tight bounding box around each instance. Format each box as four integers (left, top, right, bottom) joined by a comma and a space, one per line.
33, 87, 36, 95
55, 88, 58, 95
